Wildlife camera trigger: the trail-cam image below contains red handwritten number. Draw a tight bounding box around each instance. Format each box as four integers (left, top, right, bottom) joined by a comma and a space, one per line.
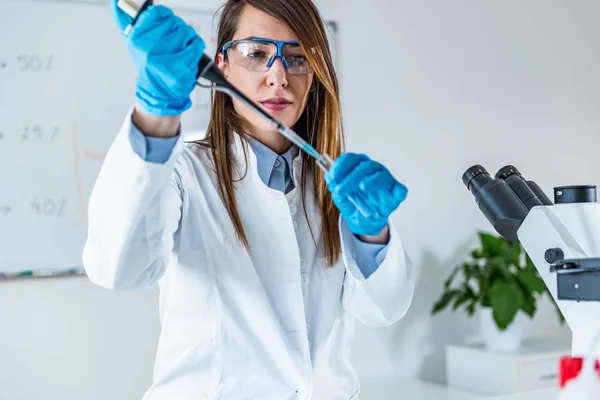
72, 126, 106, 226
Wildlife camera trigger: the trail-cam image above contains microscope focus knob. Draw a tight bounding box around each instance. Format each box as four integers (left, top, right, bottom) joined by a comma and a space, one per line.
545, 248, 565, 264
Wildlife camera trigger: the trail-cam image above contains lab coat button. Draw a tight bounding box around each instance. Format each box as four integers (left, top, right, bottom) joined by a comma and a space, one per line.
306, 323, 311, 334
293, 220, 299, 231
300, 259, 307, 270
297, 388, 310, 399
289, 204, 297, 215
301, 273, 310, 285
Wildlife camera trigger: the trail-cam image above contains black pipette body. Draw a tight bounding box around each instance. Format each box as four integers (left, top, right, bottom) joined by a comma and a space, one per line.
196, 55, 284, 131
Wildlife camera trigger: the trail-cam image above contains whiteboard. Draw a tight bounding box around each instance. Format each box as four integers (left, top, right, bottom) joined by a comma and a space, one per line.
0, 0, 338, 278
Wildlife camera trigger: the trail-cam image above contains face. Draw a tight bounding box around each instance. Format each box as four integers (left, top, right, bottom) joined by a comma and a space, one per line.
217, 6, 314, 140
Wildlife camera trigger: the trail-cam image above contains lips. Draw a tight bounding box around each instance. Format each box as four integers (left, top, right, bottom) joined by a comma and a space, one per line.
261, 97, 292, 111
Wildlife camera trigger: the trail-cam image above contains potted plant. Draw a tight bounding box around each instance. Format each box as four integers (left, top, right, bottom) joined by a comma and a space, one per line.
432, 231, 564, 351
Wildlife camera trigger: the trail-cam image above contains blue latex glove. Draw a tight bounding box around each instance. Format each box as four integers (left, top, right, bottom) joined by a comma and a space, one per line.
324, 153, 408, 237
110, 2, 205, 116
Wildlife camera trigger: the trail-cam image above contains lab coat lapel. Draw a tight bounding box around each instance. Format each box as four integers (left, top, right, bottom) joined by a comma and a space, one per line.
230, 133, 308, 337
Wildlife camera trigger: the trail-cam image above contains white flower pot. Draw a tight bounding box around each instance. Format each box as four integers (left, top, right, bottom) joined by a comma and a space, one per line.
480, 307, 522, 352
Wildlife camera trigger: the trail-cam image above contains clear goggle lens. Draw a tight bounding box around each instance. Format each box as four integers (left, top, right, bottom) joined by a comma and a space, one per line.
226, 41, 313, 75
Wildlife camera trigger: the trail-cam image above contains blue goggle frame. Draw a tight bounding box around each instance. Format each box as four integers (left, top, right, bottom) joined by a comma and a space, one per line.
221, 37, 302, 70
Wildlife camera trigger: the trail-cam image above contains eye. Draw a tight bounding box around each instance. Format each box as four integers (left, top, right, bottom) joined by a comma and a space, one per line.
247, 50, 267, 58
286, 55, 308, 63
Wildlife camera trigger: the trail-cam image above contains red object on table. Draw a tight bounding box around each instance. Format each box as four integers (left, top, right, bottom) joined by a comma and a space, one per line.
559, 356, 600, 388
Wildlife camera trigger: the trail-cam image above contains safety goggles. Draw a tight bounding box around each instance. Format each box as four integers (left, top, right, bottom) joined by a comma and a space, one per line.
220, 37, 313, 75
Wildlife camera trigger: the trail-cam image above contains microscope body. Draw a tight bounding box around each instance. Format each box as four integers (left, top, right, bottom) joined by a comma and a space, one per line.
518, 202, 600, 356
463, 164, 600, 357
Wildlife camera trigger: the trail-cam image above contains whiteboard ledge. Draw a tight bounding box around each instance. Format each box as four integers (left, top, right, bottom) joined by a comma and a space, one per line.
0, 267, 86, 281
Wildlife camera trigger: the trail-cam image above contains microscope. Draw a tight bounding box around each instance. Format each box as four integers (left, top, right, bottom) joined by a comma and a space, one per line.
462, 165, 600, 357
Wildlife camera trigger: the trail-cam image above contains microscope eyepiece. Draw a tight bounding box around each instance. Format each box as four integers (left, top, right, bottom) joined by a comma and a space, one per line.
494, 165, 544, 209
462, 164, 530, 243
495, 165, 553, 207
495, 165, 521, 180
462, 165, 490, 193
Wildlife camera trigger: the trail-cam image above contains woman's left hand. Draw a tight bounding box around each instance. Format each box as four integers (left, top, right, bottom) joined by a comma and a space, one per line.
324, 153, 408, 237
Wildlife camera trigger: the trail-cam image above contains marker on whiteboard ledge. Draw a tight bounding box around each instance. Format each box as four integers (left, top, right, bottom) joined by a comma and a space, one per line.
119, 0, 154, 35
0, 267, 85, 280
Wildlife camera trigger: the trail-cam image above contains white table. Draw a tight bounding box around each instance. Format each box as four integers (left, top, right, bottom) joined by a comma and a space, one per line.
359, 379, 485, 400
488, 387, 558, 399
359, 379, 558, 400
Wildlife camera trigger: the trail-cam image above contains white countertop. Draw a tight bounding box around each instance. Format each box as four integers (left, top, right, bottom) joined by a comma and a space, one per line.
488, 387, 558, 399
359, 379, 558, 400
359, 378, 485, 400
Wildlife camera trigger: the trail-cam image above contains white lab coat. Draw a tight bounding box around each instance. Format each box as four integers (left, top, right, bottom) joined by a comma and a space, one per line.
83, 107, 415, 400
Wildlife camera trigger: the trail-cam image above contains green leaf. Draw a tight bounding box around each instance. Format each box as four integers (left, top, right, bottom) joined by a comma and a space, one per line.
520, 292, 536, 318
453, 283, 477, 312
466, 298, 477, 316
478, 275, 492, 306
489, 263, 512, 282
432, 290, 461, 314
462, 262, 478, 283
525, 254, 537, 271
444, 266, 460, 289
517, 268, 546, 294
550, 297, 566, 325
453, 292, 471, 310
432, 231, 560, 325
510, 241, 521, 261
490, 281, 523, 330
471, 249, 484, 259
479, 232, 503, 257
502, 242, 521, 267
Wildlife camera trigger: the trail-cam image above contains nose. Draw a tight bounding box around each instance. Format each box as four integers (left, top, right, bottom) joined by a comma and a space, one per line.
265, 57, 288, 88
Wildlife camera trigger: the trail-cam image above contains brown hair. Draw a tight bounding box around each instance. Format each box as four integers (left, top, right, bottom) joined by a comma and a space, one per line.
198, 0, 344, 267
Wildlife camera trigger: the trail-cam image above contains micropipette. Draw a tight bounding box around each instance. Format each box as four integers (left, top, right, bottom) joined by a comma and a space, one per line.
119, 0, 376, 218
196, 59, 375, 218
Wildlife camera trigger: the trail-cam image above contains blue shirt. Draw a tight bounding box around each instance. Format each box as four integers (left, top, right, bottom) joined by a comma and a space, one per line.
129, 124, 388, 279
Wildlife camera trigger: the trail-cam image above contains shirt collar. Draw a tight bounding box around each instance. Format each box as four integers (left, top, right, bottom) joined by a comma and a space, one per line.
245, 135, 300, 185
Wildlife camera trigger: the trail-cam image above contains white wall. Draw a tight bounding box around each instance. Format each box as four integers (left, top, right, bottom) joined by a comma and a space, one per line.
3, 0, 600, 399
324, 0, 600, 384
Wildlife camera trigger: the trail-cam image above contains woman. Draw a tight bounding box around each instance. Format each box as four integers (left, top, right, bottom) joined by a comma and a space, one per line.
84, 0, 414, 398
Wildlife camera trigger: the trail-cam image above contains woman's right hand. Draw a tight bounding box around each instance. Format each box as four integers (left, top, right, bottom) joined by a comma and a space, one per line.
110, 1, 206, 120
